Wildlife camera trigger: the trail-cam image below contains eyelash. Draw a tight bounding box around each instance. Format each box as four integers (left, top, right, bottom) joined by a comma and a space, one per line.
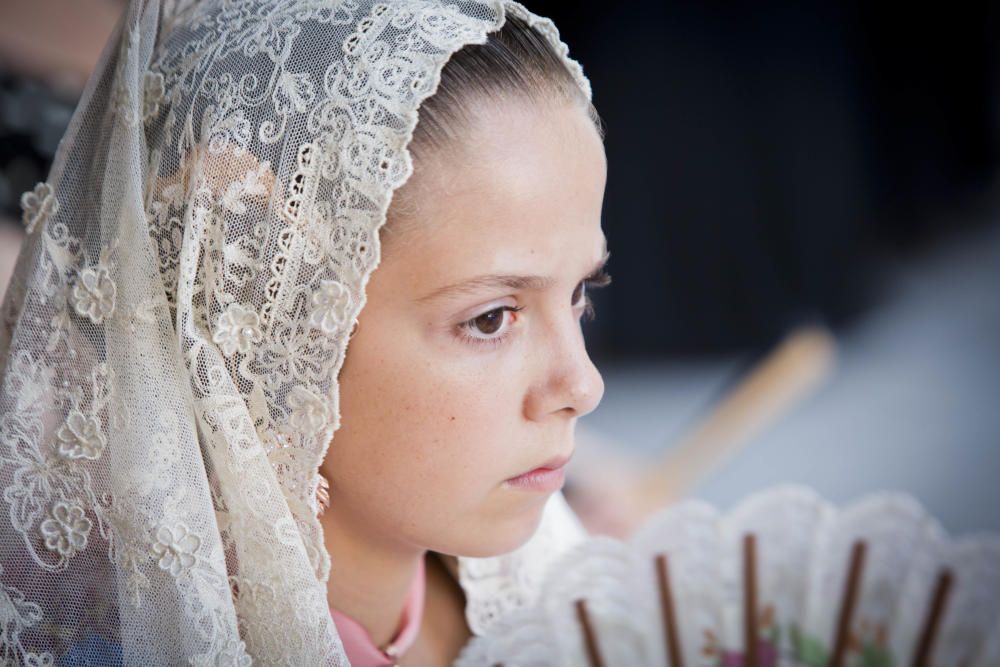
455, 268, 613, 349
578, 268, 612, 322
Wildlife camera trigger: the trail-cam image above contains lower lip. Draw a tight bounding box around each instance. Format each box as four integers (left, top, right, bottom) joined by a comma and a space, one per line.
504, 466, 566, 492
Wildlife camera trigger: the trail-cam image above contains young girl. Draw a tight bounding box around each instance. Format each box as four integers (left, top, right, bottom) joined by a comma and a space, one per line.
0, 0, 609, 664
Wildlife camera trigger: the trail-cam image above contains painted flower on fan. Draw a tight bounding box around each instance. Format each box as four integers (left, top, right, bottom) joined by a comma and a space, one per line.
40, 500, 92, 558
287, 385, 332, 435
71, 264, 117, 324
56, 410, 107, 461
309, 278, 352, 334
213, 303, 262, 355
152, 523, 201, 576
20, 182, 59, 235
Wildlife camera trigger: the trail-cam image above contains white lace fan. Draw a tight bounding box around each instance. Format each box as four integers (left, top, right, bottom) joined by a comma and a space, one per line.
455, 484, 1000, 667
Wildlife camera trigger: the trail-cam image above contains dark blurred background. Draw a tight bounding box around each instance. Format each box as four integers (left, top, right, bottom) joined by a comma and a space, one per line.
534, 0, 1000, 356
2, 0, 998, 534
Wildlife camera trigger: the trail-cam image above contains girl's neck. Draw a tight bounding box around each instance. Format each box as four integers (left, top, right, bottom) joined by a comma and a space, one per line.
320, 504, 425, 648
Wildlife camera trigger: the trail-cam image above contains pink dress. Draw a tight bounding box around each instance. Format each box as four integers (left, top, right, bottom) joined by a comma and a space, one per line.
329, 556, 427, 667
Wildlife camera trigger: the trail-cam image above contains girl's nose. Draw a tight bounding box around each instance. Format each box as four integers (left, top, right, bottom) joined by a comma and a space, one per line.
524, 317, 605, 421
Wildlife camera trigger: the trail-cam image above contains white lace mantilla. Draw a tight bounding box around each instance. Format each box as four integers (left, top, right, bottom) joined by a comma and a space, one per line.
0, 0, 594, 664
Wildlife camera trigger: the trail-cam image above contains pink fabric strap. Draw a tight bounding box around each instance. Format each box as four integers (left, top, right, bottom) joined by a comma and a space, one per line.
329, 556, 426, 666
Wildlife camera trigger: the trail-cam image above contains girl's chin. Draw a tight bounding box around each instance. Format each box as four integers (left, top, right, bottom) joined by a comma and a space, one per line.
445, 504, 548, 559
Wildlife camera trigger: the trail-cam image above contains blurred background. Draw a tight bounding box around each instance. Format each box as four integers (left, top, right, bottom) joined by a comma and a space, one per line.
1, 0, 998, 537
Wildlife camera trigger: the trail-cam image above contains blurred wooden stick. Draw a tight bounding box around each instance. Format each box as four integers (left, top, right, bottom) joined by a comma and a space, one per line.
632, 324, 837, 518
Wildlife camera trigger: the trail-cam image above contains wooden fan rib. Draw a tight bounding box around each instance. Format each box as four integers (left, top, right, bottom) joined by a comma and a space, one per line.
830, 540, 867, 667
575, 598, 606, 667
744, 533, 759, 667
655, 553, 684, 667
910, 568, 954, 667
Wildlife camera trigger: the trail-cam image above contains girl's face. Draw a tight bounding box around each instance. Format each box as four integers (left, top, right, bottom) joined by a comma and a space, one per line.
321, 97, 607, 558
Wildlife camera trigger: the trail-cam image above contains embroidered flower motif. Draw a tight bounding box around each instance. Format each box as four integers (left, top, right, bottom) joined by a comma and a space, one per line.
40, 501, 92, 558
221, 161, 272, 215
111, 27, 140, 126
259, 323, 326, 385
56, 410, 107, 461
213, 303, 262, 355
20, 182, 59, 235
151, 523, 201, 576
0, 562, 44, 657
287, 385, 331, 435
24, 652, 54, 667
142, 71, 165, 123
219, 639, 253, 667
71, 264, 117, 324
274, 71, 315, 114
204, 106, 251, 155
309, 279, 352, 334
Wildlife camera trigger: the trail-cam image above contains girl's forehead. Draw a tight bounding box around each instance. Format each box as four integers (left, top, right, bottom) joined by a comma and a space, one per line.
380, 196, 605, 307
380, 107, 605, 292
410, 106, 604, 220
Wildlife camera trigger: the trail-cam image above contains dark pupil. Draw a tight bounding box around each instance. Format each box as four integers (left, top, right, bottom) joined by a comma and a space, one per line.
572, 282, 583, 304
475, 310, 503, 335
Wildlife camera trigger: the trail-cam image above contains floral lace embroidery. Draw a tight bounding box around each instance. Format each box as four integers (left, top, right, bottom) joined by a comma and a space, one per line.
55, 409, 107, 461
0, 2, 595, 663
70, 265, 117, 325
39, 500, 92, 558
0, 563, 53, 666
152, 522, 202, 576
221, 161, 273, 215
111, 27, 142, 126
287, 385, 336, 435
214, 639, 253, 667
142, 70, 165, 123
24, 652, 54, 667
213, 302, 263, 356
310, 279, 353, 335
20, 182, 59, 235
69, 243, 119, 326
1, 352, 111, 571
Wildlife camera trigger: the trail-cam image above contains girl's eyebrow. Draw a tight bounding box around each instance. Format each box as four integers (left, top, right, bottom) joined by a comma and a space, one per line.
418, 247, 610, 304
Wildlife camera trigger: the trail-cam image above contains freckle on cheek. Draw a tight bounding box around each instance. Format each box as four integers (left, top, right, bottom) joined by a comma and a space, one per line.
449, 416, 455, 421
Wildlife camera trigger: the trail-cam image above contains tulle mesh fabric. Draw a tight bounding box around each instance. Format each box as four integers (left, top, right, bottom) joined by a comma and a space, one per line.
0, 0, 590, 664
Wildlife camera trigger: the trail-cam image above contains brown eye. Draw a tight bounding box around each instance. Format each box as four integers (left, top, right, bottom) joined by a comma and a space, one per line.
473, 309, 505, 335
457, 305, 524, 347
572, 281, 585, 306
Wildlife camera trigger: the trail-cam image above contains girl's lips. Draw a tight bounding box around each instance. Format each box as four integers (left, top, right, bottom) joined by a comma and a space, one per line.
504, 455, 571, 492
503, 466, 566, 492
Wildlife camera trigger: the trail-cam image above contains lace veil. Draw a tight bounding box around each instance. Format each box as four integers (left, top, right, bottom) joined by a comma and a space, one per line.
0, 0, 592, 664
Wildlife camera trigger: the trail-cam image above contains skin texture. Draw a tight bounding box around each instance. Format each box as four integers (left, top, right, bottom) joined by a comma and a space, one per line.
319, 96, 608, 655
